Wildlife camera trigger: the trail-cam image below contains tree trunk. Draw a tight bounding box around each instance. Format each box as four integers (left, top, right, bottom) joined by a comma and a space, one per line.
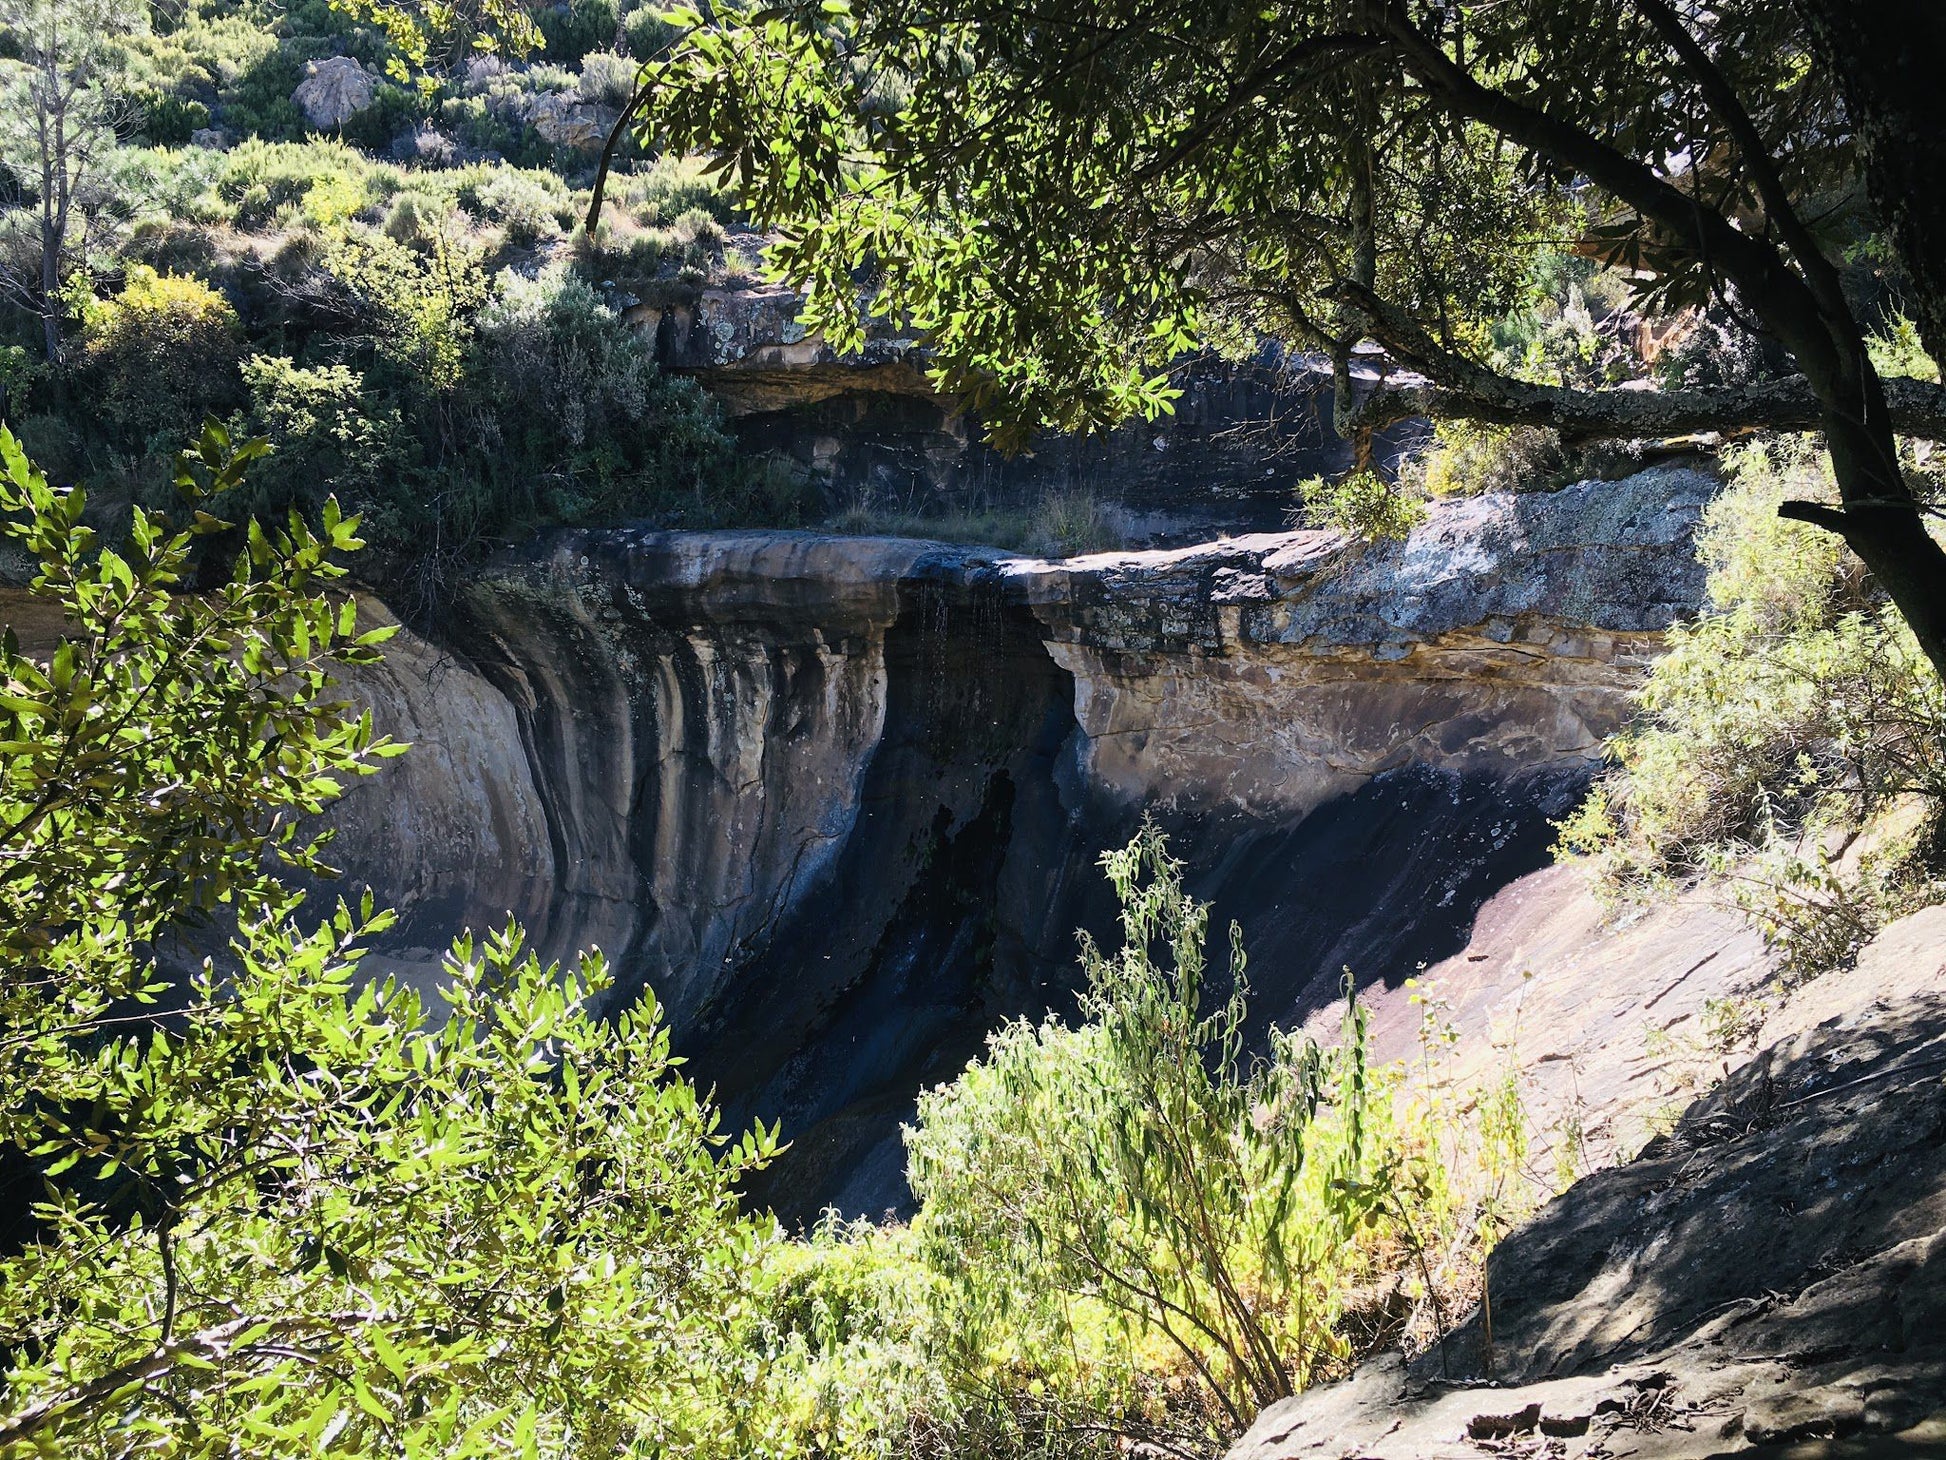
1789, 345, 1946, 685
1795, 0, 1946, 366
38, 233, 60, 364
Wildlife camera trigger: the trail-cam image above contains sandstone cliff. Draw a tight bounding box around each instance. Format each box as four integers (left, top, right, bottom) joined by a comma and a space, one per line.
623, 280, 1422, 541
320, 464, 1716, 1219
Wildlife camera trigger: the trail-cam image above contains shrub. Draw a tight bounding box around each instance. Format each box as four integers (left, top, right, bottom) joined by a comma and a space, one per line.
126, 85, 211, 145
1555, 438, 1946, 974
217, 137, 374, 229
335, 79, 425, 154
1296, 467, 1427, 542
461, 264, 739, 522
1404, 418, 1568, 498
229, 354, 408, 520
78, 266, 243, 450
1869, 313, 1940, 384
1026, 487, 1122, 556
463, 166, 571, 244
907, 826, 1403, 1439
615, 152, 739, 226
0, 428, 787, 1460
622, 3, 679, 59
537, 0, 619, 64
578, 48, 638, 107
325, 225, 489, 392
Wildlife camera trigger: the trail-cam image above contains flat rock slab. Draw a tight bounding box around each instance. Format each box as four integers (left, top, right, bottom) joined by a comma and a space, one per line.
1231, 956, 1946, 1460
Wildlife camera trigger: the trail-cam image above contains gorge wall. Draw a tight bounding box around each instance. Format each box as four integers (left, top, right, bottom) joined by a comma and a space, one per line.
322, 464, 1716, 1222
631, 281, 1425, 541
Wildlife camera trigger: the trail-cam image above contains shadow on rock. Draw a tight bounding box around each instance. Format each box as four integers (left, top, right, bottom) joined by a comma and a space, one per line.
1233, 988, 1946, 1459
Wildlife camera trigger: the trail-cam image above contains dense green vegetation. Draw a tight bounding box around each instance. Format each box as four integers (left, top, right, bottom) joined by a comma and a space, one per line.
0, 0, 794, 611
7, 2, 1946, 1456
1557, 437, 1946, 985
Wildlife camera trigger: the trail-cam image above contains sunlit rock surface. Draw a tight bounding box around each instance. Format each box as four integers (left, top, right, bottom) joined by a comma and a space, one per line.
325, 464, 1716, 1219
1229, 909, 1946, 1459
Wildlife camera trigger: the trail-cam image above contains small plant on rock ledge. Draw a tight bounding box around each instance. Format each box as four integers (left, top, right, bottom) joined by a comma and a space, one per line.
1295, 468, 1427, 543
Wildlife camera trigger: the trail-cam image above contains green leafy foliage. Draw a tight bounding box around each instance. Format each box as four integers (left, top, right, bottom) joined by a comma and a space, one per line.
77, 267, 245, 453
1555, 438, 1946, 976
907, 827, 1403, 1441
229, 354, 409, 519
328, 0, 542, 81
0, 425, 785, 1459
1402, 420, 1568, 500
0, 420, 395, 973
1296, 468, 1426, 542
621, 0, 1829, 448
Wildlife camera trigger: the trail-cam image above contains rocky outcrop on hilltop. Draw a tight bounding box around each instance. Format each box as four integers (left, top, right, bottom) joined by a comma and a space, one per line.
321, 464, 1716, 1218
292, 56, 374, 129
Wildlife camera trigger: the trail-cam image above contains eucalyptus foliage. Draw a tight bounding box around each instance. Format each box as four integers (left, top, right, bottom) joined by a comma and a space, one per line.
623, 0, 1946, 678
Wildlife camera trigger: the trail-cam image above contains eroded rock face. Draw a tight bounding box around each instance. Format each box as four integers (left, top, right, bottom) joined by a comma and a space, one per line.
1007, 467, 1711, 820
321, 466, 1716, 1216
630, 283, 1423, 541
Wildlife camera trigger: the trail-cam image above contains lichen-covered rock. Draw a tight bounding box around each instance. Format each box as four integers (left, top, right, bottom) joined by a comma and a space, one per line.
292, 56, 374, 129
1001, 466, 1715, 819
522, 92, 618, 151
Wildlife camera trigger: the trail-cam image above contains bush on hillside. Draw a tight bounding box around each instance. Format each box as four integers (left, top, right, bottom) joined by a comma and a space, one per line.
229, 354, 409, 520
907, 826, 1408, 1438
217, 138, 377, 229
461, 264, 741, 523
79, 266, 244, 450
577, 48, 638, 106
324, 225, 489, 392
1555, 438, 1946, 977
1296, 468, 1427, 541
0, 428, 788, 1460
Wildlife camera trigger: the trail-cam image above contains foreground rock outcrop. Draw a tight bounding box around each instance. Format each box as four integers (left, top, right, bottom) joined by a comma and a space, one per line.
322, 465, 1715, 1217
1233, 908, 1946, 1459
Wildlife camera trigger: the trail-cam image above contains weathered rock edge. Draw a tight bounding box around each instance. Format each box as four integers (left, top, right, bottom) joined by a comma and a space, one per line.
318, 464, 1713, 1018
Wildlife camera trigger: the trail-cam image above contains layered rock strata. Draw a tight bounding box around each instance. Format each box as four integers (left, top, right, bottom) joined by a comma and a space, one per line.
322, 464, 1716, 1217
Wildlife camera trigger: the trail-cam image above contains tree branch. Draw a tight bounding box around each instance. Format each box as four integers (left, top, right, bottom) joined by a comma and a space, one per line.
1370, 1, 1840, 382
1323, 276, 1946, 441
1632, 0, 1850, 326
1346, 372, 1946, 442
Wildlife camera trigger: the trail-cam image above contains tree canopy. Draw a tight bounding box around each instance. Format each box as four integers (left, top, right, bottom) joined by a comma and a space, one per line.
618, 0, 1946, 675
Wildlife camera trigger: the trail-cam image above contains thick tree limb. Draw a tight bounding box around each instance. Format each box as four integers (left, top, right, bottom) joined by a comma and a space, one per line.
1633, 0, 1850, 327
1323, 278, 1946, 441
1370, 1, 1842, 385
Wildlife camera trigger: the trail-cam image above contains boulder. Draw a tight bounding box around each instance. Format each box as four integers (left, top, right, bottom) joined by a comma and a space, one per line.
523, 92, 617, 152
293, 56, 375, 130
